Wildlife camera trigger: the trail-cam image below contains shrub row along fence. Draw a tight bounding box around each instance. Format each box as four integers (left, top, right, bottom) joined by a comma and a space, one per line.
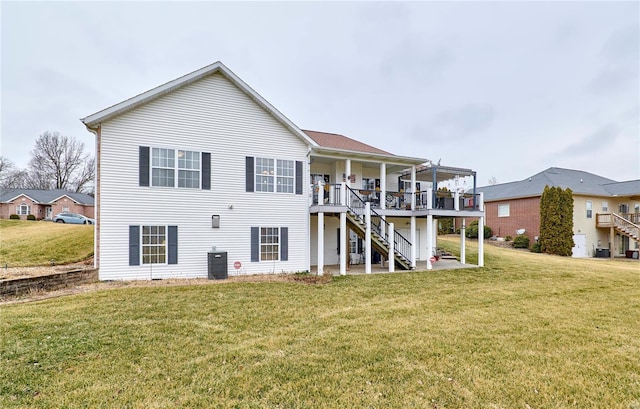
0, 269, 98, 299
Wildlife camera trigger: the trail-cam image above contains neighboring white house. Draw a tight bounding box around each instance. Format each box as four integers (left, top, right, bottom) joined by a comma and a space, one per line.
82, 62, 485, 280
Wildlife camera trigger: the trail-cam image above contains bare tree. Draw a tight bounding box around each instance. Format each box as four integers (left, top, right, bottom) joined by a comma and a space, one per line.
0, 156, 29, 189
488, 176, 498, 185
27, 131, 95, 193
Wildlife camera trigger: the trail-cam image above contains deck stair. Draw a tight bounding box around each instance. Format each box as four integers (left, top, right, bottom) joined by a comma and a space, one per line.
597, 213, 640, 242
345, 186, 413, 270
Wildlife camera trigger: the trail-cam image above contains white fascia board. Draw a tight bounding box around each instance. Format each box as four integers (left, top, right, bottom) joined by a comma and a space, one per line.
49, 194, 81, 205
311, 146, 426, 166
5, 193, 39, 204
80, 62, 318, 148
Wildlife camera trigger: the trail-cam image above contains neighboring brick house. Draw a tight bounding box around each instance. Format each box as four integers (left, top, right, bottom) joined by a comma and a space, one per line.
0, 189, 95, 220
476, 168, 640, 258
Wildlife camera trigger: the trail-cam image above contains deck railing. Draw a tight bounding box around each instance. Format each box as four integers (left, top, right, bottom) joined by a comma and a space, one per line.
311, 184, 482, 212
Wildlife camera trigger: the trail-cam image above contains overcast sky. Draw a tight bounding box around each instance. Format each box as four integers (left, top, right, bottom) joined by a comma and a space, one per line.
2, 1, 638, 186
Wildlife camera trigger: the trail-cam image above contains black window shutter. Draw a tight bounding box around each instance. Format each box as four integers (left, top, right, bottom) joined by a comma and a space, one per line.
280, 227, 288, 261
201, 152, 211, 190
139, 146, 150, 187
246, 157, 254, 192
295, 161, 303, 195
336, 228, 340, 255
129, 225, 140, 266
251, 227, 259, 262
168, 226, 178, 265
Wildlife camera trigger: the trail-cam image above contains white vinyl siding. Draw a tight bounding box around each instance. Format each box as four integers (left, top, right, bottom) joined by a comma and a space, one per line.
98, 72, 309, 280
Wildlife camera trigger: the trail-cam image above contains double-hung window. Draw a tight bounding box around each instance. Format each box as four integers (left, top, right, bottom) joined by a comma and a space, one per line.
256, 158, 274, 192
260, 227, 280, 261
586, 201, 592, 219
142, 226, 166, 264
250, 226, 288, 262
276, 160, 294, 193
152, 148, 175, 187
129, 225, 178, 266
178, 150, 200, 188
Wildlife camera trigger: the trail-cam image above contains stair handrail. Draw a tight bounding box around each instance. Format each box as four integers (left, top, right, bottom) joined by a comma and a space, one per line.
613, 212, 640, 239
345, 185, 412, 264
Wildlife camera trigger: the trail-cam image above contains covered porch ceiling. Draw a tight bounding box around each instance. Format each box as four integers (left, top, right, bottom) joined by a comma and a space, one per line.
400, 164, 477, 183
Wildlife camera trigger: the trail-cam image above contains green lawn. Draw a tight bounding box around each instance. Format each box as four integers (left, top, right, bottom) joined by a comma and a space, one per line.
1, 239, 639, 408
0, 220, 94, 266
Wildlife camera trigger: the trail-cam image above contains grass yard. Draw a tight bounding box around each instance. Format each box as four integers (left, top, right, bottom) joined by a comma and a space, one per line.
1, 238, 639, 408
0, 220, 94, 267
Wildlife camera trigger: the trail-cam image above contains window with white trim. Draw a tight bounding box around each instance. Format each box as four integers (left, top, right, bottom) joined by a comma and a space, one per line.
152, 148, 175, 187
142, 226, 166, 264
602, 201, 608, 212
255, 157, 294, 193
586, 201, 592, 219
498, 203, 510, 217
260, 227, 280, 261
17, 204, 31, 215
276, 159, 294, 193
178, 150, 200, 188
256, 157, 274, 192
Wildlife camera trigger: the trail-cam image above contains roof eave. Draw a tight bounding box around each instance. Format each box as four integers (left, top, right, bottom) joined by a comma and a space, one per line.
311, 146, 425, 166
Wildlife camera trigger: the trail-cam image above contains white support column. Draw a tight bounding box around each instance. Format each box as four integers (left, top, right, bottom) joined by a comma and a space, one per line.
461, 218, 466, 264
365, 202, 372, 274
427, 188, 433, 209
340, 212, 347, 276
380, 163, 386, 210
411, 165, 416, 210
340, 182, 346, 206
345, 159, 351, 189
426, 215, 434, 270
388, 222, 395, 273
454, 191, 460, 211
410, 216, 417, 269
478, 192, 485, 267
317, 212, 324, 276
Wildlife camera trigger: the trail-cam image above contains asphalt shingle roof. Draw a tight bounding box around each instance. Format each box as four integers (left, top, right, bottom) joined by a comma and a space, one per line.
0, 189, 94, 205
303, 130, 392, 155
477, 167, 639, 201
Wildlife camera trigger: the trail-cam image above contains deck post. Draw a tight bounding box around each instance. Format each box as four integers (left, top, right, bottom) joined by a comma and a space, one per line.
388, 222, 395, 273
340, 212, 347, 275
461, 218, 466, 264
365, 202, 372, 274
411, 216, 417, 268
427, 188, 433, 209
411, 165, 416, 210
426, 215, 433, 270
317, 212, 324, 276
454, 190, 460, 211
380, 163, 386, 210
345, 159, 351, 188
478, 192, 485, 267
610, 226, 614, 258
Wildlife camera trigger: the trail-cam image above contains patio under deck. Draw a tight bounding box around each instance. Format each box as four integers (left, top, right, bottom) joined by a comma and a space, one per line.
310, 258, 479, 275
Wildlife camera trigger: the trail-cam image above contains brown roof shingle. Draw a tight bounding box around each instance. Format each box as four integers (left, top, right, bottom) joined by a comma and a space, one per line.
303, 130, 392, 156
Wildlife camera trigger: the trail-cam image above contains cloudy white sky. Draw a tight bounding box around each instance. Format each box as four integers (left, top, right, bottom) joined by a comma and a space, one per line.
1, 1, 638, 186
